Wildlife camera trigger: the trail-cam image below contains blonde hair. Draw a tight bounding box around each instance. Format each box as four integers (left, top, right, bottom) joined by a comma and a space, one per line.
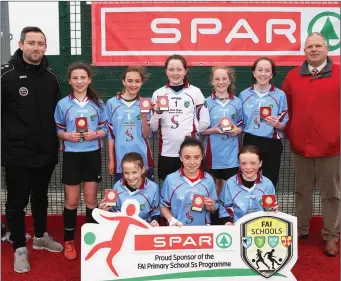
210, 66, 236, 95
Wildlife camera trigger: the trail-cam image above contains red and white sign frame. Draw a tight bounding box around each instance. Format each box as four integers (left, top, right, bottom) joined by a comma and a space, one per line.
91, 2, 340, 66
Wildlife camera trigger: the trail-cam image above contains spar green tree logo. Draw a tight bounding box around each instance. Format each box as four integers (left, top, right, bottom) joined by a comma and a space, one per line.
308, 12, 340, 51
216, 232, 232, 249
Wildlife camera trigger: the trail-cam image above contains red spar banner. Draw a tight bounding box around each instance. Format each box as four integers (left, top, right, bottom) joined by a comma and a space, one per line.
91, 2, 340, 66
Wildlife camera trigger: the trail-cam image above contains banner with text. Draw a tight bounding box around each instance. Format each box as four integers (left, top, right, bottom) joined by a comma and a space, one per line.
91, 2, 340, 66
81, 200, 298, 281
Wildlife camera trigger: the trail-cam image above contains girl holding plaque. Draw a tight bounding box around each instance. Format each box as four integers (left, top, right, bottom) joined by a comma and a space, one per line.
160, 138, 218, 226
150, 55, 210, 181
106, 66, 155, 183
239, 57, 289, 187
99, 152, 160, 226
54, 62, 108, 260
219, 145, 277, 224
201, 66, 243, 198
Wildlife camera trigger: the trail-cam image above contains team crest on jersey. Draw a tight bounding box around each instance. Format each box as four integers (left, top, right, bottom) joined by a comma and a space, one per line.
185, 209, 194, 224
184, 101, 190, 108
241, 216, 293, 278
136, 114, 141, 120
19, 87, 29, 97
90, 113, 96, 121
139, 204, 145, 211
125, 129, 134, 142
171, 115, 179, 129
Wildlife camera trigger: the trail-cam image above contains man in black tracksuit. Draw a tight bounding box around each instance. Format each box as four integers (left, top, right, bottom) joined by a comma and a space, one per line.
1, 26, 63, 273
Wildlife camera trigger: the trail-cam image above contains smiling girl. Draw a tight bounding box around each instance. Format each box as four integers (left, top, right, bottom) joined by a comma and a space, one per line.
160, 137, 217, 226
100, 152, 160, 226
150, 55, 210, 181
240, 57, 289, 187
54, 62, 108, 260
219, 145, 277, 223
106, 66, 154, 183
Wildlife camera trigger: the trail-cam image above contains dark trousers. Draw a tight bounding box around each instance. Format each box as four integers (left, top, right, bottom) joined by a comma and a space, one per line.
5, 165, 55, 250
158, 155, 182, 181
242, 133, 283, 187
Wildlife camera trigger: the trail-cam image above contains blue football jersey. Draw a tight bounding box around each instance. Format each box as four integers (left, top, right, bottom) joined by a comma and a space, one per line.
106, 93, 154, 173
240, 86, 289, 139
109, 178, 160, 222
161, 169, 218, 226
54, 94, 108, 152
204, 93, 243, 169
219, 172, 275, 222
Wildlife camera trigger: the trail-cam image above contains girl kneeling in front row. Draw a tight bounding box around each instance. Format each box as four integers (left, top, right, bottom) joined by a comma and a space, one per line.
219, 145, 277, 224
161, 137, 218, 226
100, 152, 160, 226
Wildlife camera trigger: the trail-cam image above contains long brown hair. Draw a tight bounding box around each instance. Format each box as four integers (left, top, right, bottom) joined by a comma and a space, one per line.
67, 62, 103, 108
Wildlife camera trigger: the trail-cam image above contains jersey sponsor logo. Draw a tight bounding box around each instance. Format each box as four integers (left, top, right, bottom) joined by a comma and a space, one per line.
170, 115, 179, 129
134, 233, 214, 251
18, 87, 28, 97
185, 210, 194, 224
241, 216, 293, 278
125, 128, 134, 141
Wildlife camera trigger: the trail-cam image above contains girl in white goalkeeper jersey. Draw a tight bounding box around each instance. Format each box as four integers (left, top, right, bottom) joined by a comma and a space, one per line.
149, 54, 210, 180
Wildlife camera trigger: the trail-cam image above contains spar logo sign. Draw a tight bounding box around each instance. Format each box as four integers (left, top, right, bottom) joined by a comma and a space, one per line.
81, 205, 298, 281
91, 2, 340, 66
308, 12, 340, 51
134, 231, 232, 251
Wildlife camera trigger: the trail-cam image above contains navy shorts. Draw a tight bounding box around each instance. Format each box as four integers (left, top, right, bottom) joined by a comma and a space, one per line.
62, 149, 102, 185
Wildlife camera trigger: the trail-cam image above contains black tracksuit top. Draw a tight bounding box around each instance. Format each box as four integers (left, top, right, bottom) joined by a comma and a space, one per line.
1, 49, 61, 167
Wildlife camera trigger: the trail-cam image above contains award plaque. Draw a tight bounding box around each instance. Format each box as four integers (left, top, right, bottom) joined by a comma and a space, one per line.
260, 106, 272, 120
105, 189, 118, 207
140, 98, 152, 113
157, 96, 169, 111
75, 117, 88, 133
262, 194, 277, 211
192, 194, 205, 212
220, 117, 233, 132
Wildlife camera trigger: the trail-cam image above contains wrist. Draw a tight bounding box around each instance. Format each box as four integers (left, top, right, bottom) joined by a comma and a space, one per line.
64, 132, 70, 141
167, 216, 173, 223
95, 131, 100, 140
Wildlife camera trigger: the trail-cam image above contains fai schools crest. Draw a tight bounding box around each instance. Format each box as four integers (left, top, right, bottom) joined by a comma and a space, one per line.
240, 216, 293, 278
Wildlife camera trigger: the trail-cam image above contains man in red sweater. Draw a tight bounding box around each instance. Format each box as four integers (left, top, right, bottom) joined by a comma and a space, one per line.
282, 32, 340, 257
